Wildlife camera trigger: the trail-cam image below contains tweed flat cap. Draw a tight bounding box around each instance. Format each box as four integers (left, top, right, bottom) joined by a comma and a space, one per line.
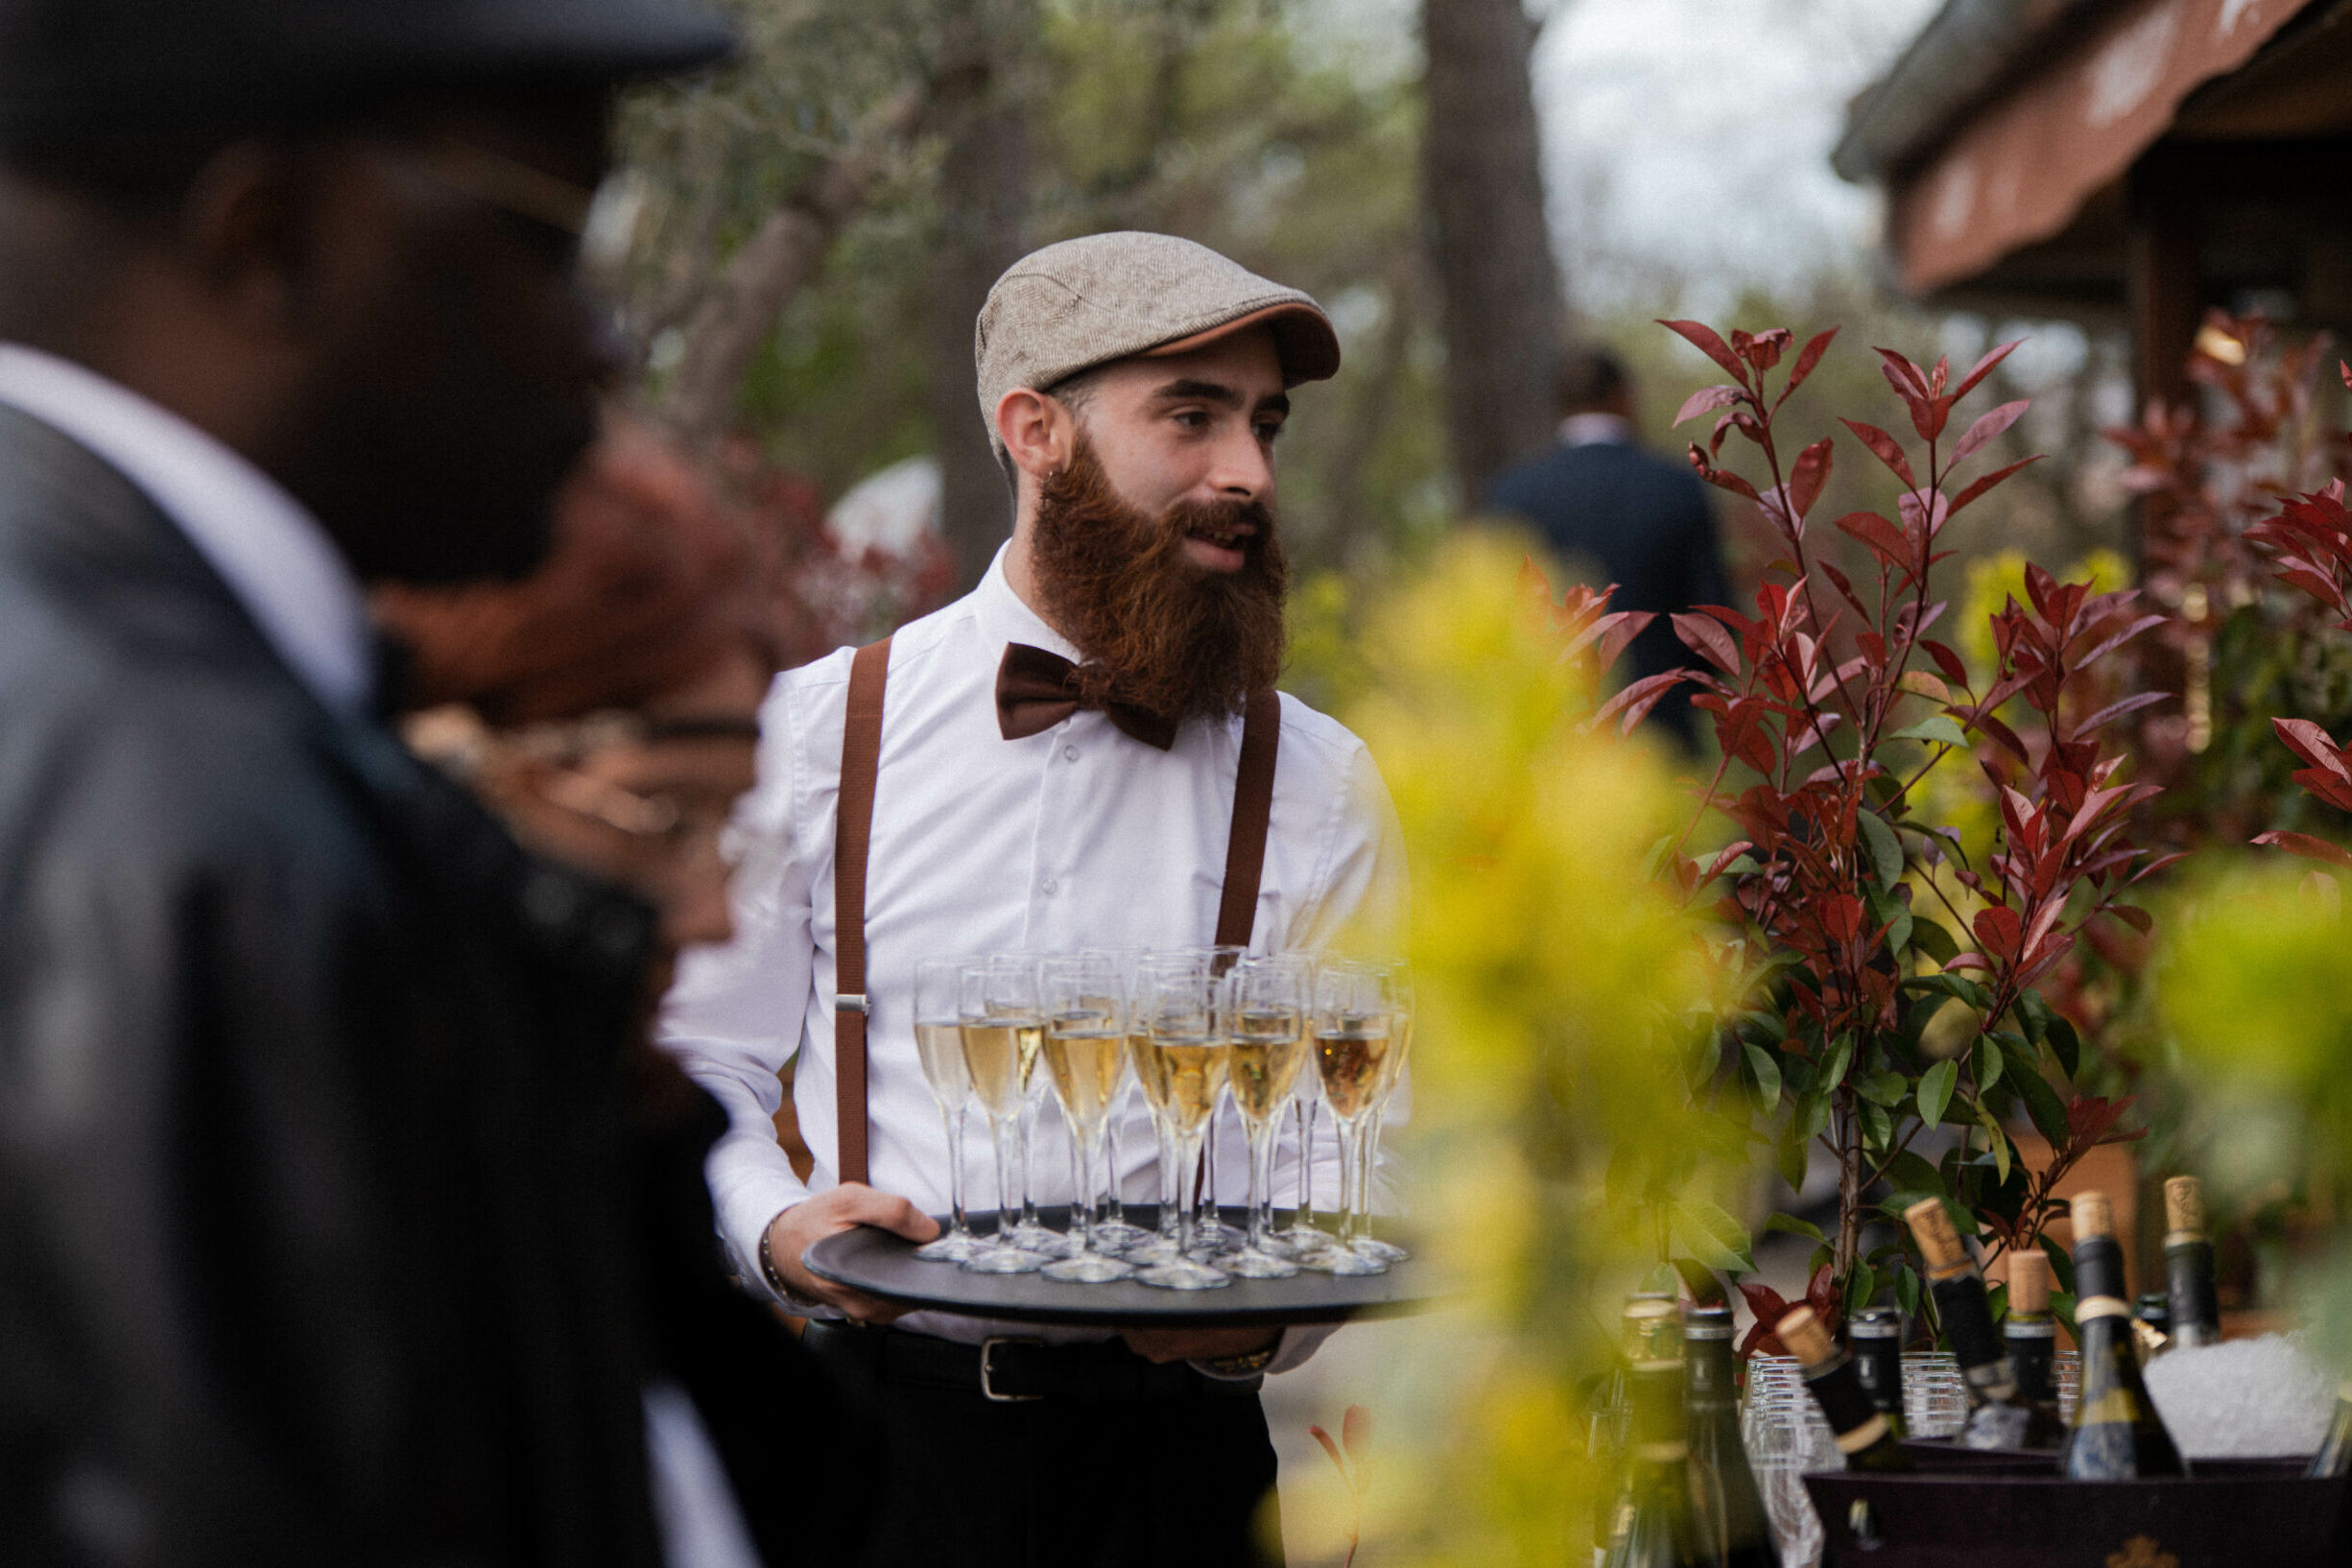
975, 231, 1341, 452
0, 0, 735, 146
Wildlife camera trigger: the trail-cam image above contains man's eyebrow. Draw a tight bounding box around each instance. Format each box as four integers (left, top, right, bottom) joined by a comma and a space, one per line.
1257, 392, 1292, 418
1150, 378, 1244, 408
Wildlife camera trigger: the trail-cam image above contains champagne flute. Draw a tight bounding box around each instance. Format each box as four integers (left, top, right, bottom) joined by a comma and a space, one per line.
1276, 1050, 1337, 1257
1081, 948, 1151, 1253
1123, 952, 1199, 1267
1133, 954, 1231, 1290
1190, 945, 1247, 1253
1223, 954, 1314, 1277
954, 959, 1045, 1274
1300, 961, 1390, 1276
911, 957, 981, 1263
1352, 961, 1414, 1265
1038, 955, 1136, 1282
983, 953, 1071, 1258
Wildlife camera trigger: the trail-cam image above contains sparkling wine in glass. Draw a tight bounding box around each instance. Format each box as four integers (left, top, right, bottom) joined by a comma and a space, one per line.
911, 957, 980, 1263
1223, 954, 1313, 1278
954, 959, 1046, 1274
1301, 962, 1390, 1276
1132, 954, 1230, 1290
1079, 948, 1151, 1254
1352, 961, 1413, 1265
1037, 955, 1136, 1282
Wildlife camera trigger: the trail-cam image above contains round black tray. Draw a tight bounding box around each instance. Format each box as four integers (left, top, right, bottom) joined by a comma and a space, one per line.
801, 1204, 1448, 1328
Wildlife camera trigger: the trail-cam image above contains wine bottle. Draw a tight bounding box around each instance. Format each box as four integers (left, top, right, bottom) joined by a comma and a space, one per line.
2060, 1190, 2190, 1479
1601, 1352, 1703, 1568
1683, 1304, 1781, 1568
1847, 1308, 1907, 1438
2163, 1176, 2222, 1349
1592, 1294, 1680, 1549
1778, 1306, 1912, 1472
2131, 1292, 2174, 1362
2308, 1381, 2352, 1478
1902, 1197, 2029, 1449
2001, 1252, 2068, 1450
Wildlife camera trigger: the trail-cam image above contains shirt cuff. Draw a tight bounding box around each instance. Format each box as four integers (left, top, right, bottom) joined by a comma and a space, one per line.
709, 1160, 813, 1305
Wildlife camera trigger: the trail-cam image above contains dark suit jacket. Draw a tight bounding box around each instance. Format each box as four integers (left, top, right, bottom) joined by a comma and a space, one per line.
0, 404, 858, 1567
1484, 437, 1732, 748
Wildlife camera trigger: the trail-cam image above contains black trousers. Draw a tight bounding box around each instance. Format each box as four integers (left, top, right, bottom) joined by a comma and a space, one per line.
804, 1323, 1283, 1568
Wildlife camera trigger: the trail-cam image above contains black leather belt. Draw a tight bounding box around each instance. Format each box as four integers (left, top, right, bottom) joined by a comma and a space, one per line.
802, 1319, 1263, 1404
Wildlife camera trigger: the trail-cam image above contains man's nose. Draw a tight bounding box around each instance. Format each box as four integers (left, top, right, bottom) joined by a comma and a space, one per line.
1206, 425, 1273, 501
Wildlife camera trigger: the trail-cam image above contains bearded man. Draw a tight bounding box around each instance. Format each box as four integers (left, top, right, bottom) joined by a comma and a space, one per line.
660, 232, 1404, 1566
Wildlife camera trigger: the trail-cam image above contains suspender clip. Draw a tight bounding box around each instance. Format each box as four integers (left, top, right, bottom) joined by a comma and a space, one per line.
835, 992, 869, 1015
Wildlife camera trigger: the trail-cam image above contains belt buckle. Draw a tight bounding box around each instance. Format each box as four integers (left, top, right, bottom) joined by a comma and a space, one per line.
980, 1337, 1045, 1403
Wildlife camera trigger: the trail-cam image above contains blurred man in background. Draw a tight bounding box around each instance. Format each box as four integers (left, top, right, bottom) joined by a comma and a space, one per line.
0, 3, 763, 1564
1483, 345, 1730, 750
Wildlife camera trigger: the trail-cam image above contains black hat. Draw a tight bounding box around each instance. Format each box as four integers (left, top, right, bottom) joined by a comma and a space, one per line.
0, 0, 738, 147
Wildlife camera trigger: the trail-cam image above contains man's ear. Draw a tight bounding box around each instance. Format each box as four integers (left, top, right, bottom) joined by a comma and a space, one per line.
176, 140, 315, 336
995, 387, 1076, 486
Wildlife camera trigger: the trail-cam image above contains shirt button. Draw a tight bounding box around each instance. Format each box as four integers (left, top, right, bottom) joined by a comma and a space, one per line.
1063, 744, 1080, 762
1041, 877, 1059, 896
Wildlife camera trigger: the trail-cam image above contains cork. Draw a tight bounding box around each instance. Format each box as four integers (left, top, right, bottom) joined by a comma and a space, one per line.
2072, 1190, 2115, 1241
1778, 1305, 1836, 1368
2008, 1250, 2052, 1313
2165, 1176, 2207, 1240
1904, 1196, 1968, 1272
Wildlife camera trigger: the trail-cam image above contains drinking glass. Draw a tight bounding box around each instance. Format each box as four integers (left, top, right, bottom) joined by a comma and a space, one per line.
1132, 953, 1231, 1290
983, 954, 1071, 1258
1222, 954, 1314, 1277
1300, 961, 1390, 1276
1191, 945, 1247, 1252
1078, 949, 1151, 1253
1037, 955, 1136, 1283
1352, 961, 1414, 1265
1275, 1057, 1337, 1257
911, 957, 980, 1263
954, 958, 1046, 1274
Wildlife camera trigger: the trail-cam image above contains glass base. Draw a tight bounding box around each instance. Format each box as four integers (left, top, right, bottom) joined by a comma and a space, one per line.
1090, 1220, 1152, 1253
1043, 1249, 1136, 1283
1121, 1234, 1185, 1266
1193, 1217, 1246, 1248
913, 1229, 982, 1263
1005, 1222, 1075, 1258
1354, 1236, 1409, 1264
1275, 1221, 1338, 1252
1138, 1257, 1231, 1291
1296, 1243, 1388, 1276
1223, 1245, 1300, 1279
960, 1241, 1047, 1274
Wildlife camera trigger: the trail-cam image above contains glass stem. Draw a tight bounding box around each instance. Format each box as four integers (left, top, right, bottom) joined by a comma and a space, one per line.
1175, 1129, 1204, 1257
1247, 1116, 1278, 1251
1105, 1098, 1127, 1224
1296, 1101, 1319, 1225
1357, 1108, 1380, 1243
1334, 1117, 1364, 1248
1018, 1097, 1041, 1231
1155, 1117, 1181, 1242
1072, 1127, 1103, 1252
941, 1103, 969, 1236
989, 1114, 1022, 1233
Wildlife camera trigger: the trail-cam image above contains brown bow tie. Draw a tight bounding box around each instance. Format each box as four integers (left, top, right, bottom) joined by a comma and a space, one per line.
994, 643, 1177, 750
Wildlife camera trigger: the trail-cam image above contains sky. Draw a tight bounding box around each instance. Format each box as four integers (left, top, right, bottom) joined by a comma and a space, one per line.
1534, 0, 1946, 313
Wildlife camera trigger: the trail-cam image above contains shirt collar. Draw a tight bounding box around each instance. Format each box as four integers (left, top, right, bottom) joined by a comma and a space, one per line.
970, 539, 1081, 662
0, 344, 373, 714
1560, 412, 1634, 448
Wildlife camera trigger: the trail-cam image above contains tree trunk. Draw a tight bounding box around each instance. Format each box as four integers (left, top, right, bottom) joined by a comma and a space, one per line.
657, 88, 923, 444
1420, 0, 1567, 499
924, 36, 1033, 591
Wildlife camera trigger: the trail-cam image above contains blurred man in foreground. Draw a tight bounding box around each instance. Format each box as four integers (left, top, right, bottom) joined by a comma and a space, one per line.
1483, 345, 1730, 750
0, 3, 741, 1564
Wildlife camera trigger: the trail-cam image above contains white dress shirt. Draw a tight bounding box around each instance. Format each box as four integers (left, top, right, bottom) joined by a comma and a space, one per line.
659, 545, 1406, 1355
1559, 411, 1634, 448
0, 344, 373, 714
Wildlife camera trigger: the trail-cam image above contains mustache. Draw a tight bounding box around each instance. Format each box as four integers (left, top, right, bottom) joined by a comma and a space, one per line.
1165, 495, 1272, 553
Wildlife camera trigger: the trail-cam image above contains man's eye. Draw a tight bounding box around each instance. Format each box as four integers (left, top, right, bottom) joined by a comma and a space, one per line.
1173, 409, 1209, 429
1256, 421, 1285, 443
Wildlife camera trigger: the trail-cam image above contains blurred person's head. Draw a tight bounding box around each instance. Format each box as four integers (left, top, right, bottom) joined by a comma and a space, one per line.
973, 231, 1341, 720
0, 0, 729, 584
1556, 344, 1633, 420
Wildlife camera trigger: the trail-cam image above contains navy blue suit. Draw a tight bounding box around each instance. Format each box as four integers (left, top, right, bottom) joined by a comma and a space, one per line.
1484, 435, 1732, 748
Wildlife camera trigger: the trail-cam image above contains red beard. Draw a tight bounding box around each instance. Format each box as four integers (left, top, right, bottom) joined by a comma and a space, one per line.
1027, 436, 1289, 722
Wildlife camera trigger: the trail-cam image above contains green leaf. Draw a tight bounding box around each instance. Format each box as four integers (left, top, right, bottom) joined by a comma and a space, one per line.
1894, 1264, 1922, 1320
1859, 810, 1905, 893
1859, 1098, 1893, 1151
1883, 1152, 1947, 1200
1911, 917, 1960, 963
2046, 1014, 2081, 1078
1887, 904, 1914, 956
1765, 1212, 1827, 1246
1919, 1058, 1960, 1128
1844, 1262, 1879, 1316
1797, 1090, 1833, 1145
1745, 1041, 1783, 1111
2013, 989, 2053, 1044
1893, 715, 1972, 748
2012, 1063, 2071, 1147
2039, 1233, 2077, 1295
1673, 1198, 1757, 1274
1973, 1033, 2005, 1092
1977, 1105, 2011, 1185
1854, 1069, 1907, 1106
1777, 1130, 1809, 1193
1820, 1033, 1855, 1093
2052, 1289, 2078, 1342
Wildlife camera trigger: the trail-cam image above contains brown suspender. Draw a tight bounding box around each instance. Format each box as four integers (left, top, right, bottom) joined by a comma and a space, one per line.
828, 643, 1279, 1186
833, 638, 891, 1187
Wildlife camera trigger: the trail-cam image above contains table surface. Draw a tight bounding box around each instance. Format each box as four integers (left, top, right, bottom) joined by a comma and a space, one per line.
801, 1205, 1448, 1328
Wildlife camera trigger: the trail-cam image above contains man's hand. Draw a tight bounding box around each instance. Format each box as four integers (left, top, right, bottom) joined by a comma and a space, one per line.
765, 1184, 939, 1323
1120, 1326, 1281, 1366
